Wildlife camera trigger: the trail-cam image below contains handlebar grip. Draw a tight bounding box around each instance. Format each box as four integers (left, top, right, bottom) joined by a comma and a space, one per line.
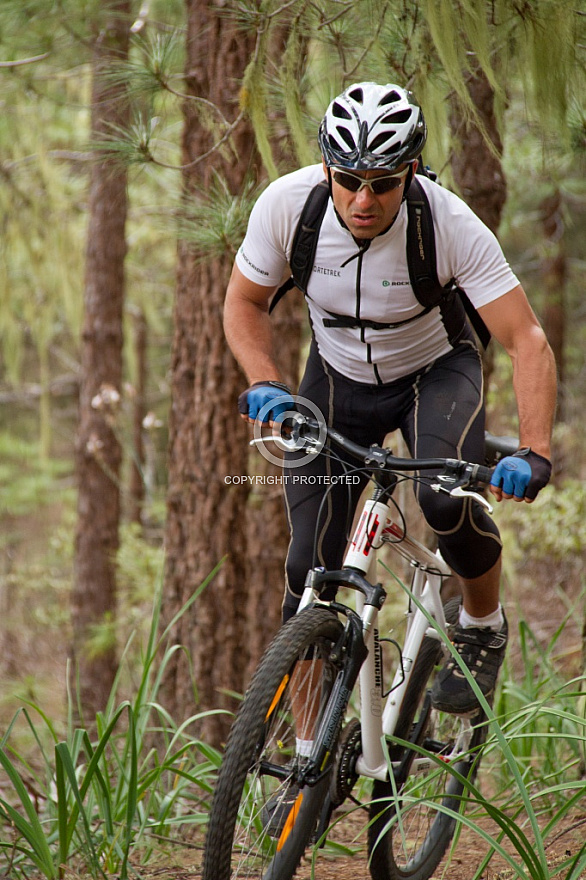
469, 463, 494, 485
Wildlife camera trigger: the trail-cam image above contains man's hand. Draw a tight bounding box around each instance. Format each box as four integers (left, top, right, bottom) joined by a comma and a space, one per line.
490, 448, 552, 503
238, 381, 295, 425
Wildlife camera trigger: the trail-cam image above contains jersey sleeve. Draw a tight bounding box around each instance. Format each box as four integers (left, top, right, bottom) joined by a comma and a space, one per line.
235, 165, 325, 287
431, 183, 520, 308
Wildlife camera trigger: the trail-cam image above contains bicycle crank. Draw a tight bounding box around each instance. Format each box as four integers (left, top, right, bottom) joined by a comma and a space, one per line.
330, 718, 362, 805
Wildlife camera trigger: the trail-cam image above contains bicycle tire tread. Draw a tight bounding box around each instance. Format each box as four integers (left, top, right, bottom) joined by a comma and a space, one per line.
203, 606, 344, 880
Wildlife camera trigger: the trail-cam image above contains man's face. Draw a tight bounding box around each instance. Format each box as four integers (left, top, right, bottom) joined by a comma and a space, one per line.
324, 161, 412, 239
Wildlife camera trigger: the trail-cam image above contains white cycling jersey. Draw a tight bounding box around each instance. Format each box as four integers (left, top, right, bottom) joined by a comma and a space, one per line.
236, 164, 519, 384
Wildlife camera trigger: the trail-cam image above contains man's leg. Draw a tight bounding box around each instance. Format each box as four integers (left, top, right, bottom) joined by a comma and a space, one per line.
399, 344, 508, 712
281, 348, 369, 773
460, 556, 501, 618
282, 345, 369, 622
431, 554, 508, 713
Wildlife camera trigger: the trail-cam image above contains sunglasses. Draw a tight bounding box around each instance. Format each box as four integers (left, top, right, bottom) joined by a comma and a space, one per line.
331, 166, 410, 195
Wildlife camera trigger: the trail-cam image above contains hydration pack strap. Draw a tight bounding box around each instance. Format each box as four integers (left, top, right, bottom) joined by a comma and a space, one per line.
405, 177, 446, 308
269, 180, 330, 315
323, 305, 433, 331
406, 177, 491, 349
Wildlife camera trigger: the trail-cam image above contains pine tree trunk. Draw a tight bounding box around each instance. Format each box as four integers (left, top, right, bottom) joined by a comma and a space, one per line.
160, 0, 258, 748
242, 19, 308, 675
129, 308, 147, 525
71, 3, 130, 720
449, 70, 507, 235
449, 66, 507, 393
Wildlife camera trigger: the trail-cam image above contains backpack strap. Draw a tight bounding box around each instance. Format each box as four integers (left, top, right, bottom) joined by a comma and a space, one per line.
269, 180, 330, 315
405, 176, 445, 308
457, 287, 491, 350
405, 177, 491, 349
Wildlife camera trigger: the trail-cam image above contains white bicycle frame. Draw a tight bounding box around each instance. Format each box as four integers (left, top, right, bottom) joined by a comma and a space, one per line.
297, 494, 460, 783
253, 422, 494, 785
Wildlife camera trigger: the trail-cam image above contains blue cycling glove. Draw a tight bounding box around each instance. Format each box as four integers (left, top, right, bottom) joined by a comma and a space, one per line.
490, 448, 552, 501
238, 381, 295, 424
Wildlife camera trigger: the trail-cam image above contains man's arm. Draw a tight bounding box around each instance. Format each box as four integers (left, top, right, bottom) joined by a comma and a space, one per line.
224, 264, 282, 385
478, 284, 557, 500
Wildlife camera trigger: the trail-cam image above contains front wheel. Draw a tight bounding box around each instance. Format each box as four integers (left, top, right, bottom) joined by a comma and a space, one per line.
367, 600, 488, 880
202, 606, 345, 880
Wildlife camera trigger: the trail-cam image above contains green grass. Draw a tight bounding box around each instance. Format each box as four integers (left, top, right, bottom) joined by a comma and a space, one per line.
1, 569, 585, 878
368, 572, 586, 880
0, 567, 224, 879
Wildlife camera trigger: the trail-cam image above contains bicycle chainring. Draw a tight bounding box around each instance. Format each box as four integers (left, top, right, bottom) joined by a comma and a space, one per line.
330, 718, 362, 805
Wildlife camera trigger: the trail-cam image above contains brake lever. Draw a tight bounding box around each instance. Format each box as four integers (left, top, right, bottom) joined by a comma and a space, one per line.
249, 413, 322, 454
432, 482, 493, 513
249, 435, 292, 451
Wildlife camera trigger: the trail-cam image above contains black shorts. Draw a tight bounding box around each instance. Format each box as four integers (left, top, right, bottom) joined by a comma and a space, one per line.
282, 340, 501, 621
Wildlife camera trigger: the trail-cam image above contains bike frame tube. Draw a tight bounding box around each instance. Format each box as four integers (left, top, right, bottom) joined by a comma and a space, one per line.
380, 576, 441, 732
351, 509, 452, 780
296, 491, 455, 782
355, 593, 386, 777
356, 568, 448, 780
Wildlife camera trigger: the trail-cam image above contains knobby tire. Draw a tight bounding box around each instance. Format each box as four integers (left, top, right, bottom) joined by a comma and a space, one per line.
202, 606, 345, 880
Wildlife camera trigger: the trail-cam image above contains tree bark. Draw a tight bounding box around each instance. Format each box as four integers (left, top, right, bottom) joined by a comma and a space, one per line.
161, 0, 258, 748
71, 3, 131, 720
449, 65, 507, 392
241, 17, 311, 675
449, 71, 506, 235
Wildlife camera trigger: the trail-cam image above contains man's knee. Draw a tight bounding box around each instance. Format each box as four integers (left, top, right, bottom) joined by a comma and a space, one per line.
417, 483, 464, 533
429, 495, 502, 580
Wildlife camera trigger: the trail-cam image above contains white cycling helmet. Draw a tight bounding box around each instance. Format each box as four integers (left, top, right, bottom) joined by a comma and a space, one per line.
318, 82, 426, 171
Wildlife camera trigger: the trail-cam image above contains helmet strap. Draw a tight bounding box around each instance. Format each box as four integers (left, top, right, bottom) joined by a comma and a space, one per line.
326, 165, 336, 201
402, 160, 418, 201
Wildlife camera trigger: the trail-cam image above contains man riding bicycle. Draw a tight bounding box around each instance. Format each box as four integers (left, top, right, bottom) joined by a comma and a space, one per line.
225, 82, 557, 715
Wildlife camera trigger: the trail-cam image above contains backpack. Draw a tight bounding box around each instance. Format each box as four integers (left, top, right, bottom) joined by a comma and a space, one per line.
269, 167, 491, 350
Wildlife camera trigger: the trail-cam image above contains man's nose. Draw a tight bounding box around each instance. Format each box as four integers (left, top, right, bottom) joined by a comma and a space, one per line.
355, 185, 376, 206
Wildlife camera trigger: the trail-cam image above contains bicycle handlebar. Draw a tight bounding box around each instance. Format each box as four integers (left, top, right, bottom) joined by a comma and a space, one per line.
289, 415, 495, 488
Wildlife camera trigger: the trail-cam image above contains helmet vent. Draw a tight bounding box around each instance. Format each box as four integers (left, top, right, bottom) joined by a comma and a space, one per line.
332, 102, 352, 120
337, 127, 356, 149
369, 132, 397, 152
381, 109, 412, 124
348, 87, 364, 103
379, 90, 402, 106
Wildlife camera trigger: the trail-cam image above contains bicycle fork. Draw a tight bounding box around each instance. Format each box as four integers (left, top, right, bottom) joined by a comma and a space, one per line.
298, 604, 368, 788
296, 491, 392, 786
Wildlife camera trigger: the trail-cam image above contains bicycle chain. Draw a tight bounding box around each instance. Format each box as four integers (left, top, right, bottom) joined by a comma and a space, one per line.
330, 718, 362, 805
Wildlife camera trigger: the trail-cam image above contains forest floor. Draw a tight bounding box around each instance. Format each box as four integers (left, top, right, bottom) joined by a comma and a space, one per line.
120, 559, 586, 880
120, 804, 586, 880
6, 499, 586, 880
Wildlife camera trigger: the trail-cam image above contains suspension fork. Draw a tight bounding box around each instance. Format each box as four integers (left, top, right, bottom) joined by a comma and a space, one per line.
299, 606, 368, 787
